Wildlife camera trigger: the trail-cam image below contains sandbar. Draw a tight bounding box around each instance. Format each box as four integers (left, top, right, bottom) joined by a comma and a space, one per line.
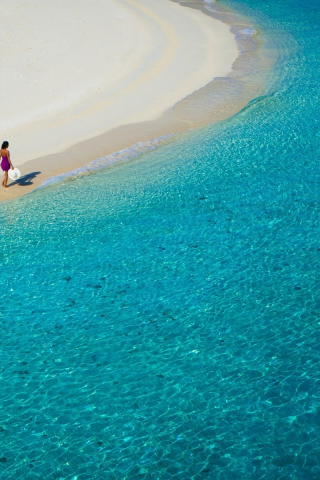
0, 0, 239, 201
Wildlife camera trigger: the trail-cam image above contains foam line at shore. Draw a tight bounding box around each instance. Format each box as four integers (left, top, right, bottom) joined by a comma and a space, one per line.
38, 134, 176, 189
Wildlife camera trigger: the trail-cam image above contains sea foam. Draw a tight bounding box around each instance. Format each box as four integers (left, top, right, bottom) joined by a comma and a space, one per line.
37, 134, 175, 190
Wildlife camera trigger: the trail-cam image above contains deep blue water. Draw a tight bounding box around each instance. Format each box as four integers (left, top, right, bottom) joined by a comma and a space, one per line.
1, 0, 320, 478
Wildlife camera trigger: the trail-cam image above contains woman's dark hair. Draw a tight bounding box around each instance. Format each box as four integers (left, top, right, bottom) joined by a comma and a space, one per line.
1, 141, 9, 149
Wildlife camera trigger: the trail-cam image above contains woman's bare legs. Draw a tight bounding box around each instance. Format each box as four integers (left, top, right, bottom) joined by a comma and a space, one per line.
2, 171, 8, 188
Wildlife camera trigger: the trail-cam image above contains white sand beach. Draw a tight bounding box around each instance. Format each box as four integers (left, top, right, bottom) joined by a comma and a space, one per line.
0, 0, 239, 199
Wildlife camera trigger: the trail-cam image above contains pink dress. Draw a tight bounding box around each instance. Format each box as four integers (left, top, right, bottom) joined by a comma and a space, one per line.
1, 155, 10, 172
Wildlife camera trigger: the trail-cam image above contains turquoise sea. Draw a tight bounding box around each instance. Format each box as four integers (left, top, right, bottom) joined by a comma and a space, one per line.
1, 0, 320, 478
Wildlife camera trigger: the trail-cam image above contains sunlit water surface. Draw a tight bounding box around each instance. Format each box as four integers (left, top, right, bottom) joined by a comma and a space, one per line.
1, 0, 320, 478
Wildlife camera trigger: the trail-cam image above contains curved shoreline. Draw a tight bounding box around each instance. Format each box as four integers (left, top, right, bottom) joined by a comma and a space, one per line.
1, 0, 275, 202
172, 0, 279, 126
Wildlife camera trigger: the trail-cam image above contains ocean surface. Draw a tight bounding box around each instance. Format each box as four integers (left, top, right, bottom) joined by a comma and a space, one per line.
1, 0, 320, 478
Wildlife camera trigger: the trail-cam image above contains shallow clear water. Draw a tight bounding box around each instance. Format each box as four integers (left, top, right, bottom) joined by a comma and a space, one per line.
1, 0, 320, 478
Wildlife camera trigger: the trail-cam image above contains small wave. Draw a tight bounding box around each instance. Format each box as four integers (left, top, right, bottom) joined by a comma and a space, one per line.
240, 28, 256, 36
37, 133, 175, 190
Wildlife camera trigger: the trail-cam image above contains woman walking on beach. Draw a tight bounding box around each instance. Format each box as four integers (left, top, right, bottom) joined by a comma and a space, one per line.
1, 141, 14, 188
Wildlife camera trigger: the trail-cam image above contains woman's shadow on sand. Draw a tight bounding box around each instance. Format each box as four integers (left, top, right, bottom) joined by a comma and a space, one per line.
9, 171, 41, 187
